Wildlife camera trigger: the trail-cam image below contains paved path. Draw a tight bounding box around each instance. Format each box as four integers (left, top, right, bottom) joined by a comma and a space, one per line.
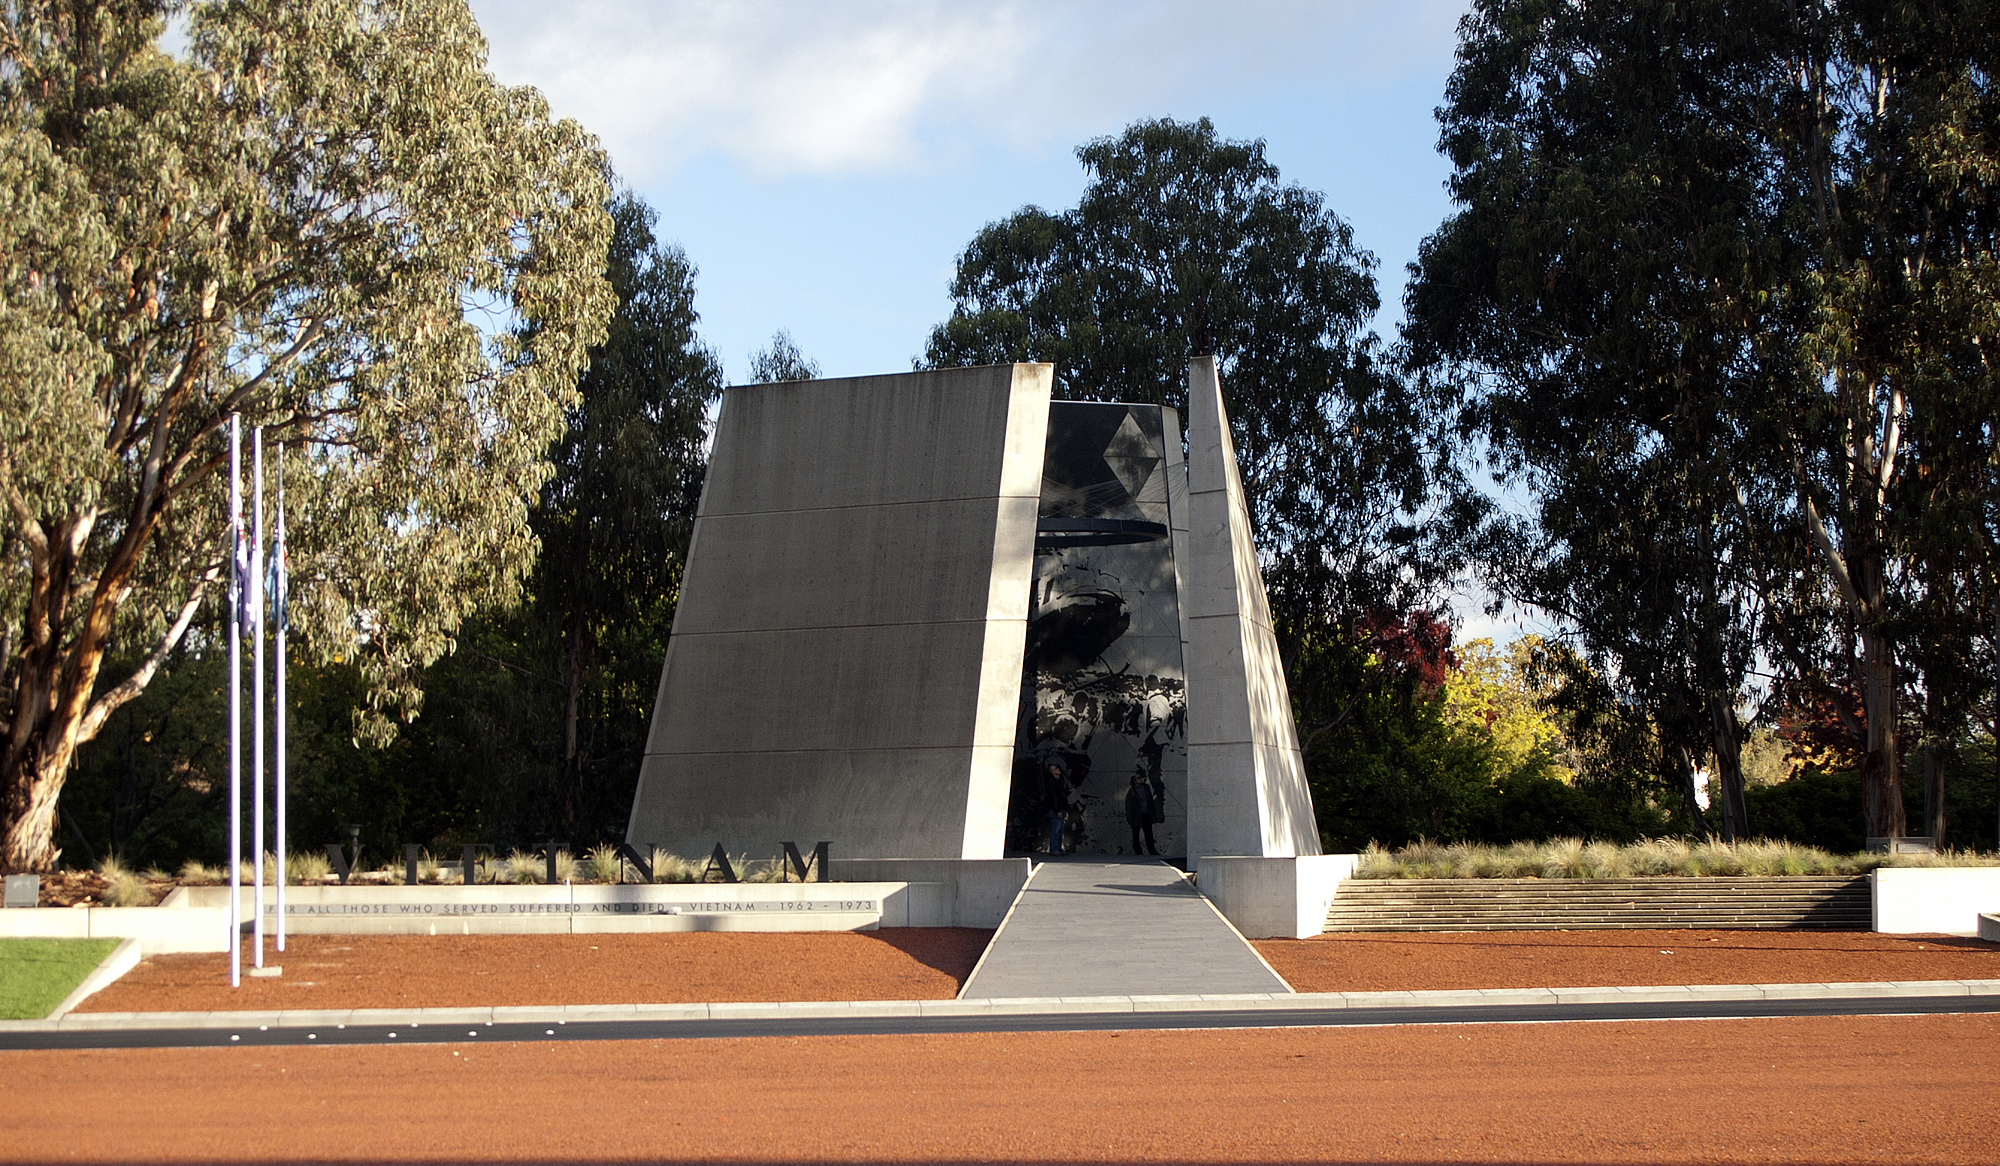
958, 857, 1287, 999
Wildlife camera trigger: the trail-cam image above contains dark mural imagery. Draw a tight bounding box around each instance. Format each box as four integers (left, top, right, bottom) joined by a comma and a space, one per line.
1010, 402, 1189, 856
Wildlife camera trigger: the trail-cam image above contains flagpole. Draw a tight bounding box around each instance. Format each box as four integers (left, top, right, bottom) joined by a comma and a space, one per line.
227, 415, 242, 988
251, 429, 266, 968
274, 443, 288, 954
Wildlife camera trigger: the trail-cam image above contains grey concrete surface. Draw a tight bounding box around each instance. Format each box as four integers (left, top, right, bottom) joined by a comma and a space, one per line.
629, 364, 1050, 861
1199, 854, 1358, 938
958, 858, 1287, 999
1182, 358, 1319, 863
829, 858, 1033, 927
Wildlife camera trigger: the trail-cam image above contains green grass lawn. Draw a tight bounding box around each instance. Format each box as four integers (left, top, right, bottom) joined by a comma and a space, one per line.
0, 938, 120, 1019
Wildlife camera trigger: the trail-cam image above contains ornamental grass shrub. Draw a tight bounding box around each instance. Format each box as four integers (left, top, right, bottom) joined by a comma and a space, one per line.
500, 849, 583, 884
286, 850, 333, 882
177, 860, 223, 885
95, 856, 152, 907
587, 844, 624, 883
1351, 837, 1999, 879
502, 850, 542, 884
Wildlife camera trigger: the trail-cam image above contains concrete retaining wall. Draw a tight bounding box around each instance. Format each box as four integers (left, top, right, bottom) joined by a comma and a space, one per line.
1873, 868, 2000, 934
1199, 854, 1358, 938
829, 858, 1031, 927
0, 881, 958, 945
180, 881, 943, 933
0, 888, 226, 954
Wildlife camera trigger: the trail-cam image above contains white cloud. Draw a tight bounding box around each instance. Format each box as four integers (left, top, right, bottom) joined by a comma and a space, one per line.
469, 0, 1467, 182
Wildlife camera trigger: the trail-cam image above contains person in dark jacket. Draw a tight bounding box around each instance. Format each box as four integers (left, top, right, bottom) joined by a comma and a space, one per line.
1125, 774, 1159, 855
1045, 762, 1070, 855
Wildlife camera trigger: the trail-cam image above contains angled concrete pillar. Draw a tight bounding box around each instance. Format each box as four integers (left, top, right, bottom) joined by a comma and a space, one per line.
1182, 356, 1321, 863
627, 364, 1051, 860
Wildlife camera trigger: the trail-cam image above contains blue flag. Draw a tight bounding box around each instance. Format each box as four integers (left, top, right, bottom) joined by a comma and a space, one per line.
268, 525, 288, 633
231, 520, 252, 631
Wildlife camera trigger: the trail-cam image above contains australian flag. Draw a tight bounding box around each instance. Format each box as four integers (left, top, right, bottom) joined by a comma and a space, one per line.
268, 520, 288, 634
230, 516, 252, 631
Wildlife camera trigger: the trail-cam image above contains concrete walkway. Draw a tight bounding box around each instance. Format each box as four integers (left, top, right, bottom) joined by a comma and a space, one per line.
959, 857, 1287, 999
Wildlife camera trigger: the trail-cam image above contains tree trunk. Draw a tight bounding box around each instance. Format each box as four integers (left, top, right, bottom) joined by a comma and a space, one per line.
2, 745, 76, 873
4, 490, 190, 873
559, 607, 589, 836
1922, 740, 1946, 847
1858, 624, 1906, 840
1709, 695, 1749, 842
1921, 682, 1947, 846
1672, 741, 1712, 841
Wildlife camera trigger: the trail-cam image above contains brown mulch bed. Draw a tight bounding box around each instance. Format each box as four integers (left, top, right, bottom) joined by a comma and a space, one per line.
78, 929, 993, 1013
27, 871, 172, 908
5, 1015, 1997, 1163
1254, 928, 2000, 992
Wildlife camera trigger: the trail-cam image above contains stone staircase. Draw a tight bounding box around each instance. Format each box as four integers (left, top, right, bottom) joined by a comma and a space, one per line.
1325, 876, 1872, 932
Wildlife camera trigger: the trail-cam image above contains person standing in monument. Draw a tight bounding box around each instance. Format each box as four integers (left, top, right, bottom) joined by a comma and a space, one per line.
1125, 774, 1160, 855
1045, 762, 1070, 855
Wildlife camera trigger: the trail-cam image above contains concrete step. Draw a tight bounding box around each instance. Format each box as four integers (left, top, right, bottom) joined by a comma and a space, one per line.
1325, 876, 1871, 932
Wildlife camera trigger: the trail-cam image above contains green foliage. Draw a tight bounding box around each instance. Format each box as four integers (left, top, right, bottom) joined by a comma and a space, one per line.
748, 330, 820, 383
1306, 630, 1672, 849
924, 115, 1477, 636
516, 191, 722, 839
1745, 768, 1867, 855
1408, 0, 2000, 846
55, 647, 225, 871
0, 0, 616, 870
0, 938, 118, 1019
59, 187, 720, 865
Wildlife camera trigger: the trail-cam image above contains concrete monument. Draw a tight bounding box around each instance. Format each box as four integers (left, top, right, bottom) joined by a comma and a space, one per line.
627, 360, 1319, 866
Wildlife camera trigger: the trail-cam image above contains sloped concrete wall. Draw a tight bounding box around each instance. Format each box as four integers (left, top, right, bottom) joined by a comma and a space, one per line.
628, 365, 1051, 861
1199, 854, 1357, 939
1182, 357, 1321, 864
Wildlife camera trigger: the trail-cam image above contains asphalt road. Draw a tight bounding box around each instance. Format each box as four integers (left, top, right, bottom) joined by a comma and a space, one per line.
6, 1014, 1998, 1164
8, 990, 2000, 1052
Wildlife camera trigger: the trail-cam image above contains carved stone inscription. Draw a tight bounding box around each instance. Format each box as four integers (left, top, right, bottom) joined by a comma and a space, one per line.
262, 899, 879, 916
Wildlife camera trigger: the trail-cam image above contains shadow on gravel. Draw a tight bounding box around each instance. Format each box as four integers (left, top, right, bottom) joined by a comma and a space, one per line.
856, 926, 994, 990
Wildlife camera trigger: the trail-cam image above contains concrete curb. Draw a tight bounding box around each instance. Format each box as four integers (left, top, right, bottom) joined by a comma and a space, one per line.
8, 978, 1998, 1034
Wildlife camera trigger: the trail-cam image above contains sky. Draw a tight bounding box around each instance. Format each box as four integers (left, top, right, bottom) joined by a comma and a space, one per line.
465, 0, 1543, 640
468, 0, 1470, 381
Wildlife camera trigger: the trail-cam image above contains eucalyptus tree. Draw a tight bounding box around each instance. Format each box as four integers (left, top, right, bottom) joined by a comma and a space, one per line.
1410, 0, 2000, 841
0, 0, 615, 870
923, 116, 1477, 668
1767, 0, 2000, 840
532, 193, 723, 836
748, 330, 820, 383
1407, 0, 1788, 836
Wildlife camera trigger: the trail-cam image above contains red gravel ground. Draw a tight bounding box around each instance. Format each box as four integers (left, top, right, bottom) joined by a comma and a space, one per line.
1253, 930, 2000, 993
2, 1014, 1995, 1163
79, 930, 993, 1012
80, 929, 1998, 1014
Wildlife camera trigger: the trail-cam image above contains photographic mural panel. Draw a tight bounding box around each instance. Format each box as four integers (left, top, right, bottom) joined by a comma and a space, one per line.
1010, 402, 1189, 856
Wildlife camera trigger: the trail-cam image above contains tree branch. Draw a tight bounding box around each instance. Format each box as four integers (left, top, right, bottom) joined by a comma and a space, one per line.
76, 572, 215, 744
